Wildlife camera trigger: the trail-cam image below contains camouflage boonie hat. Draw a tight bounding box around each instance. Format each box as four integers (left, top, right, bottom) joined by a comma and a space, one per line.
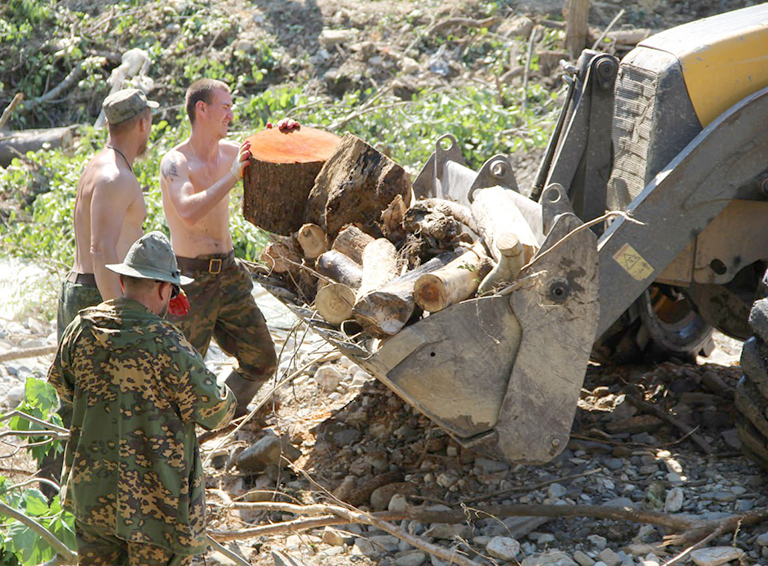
107, 232, 193, 285
102, 88, 159, 125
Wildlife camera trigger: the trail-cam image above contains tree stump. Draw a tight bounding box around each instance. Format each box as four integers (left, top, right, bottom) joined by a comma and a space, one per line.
242, 127, 341, 236
305, 133, 412, 240
564, 0, 590, 59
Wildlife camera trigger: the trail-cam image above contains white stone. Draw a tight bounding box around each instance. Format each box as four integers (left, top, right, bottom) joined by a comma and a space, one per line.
573, 550, 595, 566
322, 527, 345, 546
5, 385, 25, 407
389, 493, 409, 512
400, 57, 420, 74
436, 471, 458, 488
370, 534, 400, 552
486, 536, 521, 561
521, 551, 578, 566
548, 483, 568, 499
690, 547, 745, 566
352, 538, 378, 557
597, 548, 622, 566
757, 532, 768, 546
664, 487, 684, 513
588, 535, 608, 551
313, 364, 344, 391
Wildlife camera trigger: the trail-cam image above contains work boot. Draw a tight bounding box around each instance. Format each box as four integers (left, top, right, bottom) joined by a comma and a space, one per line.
223, 369, 267, 418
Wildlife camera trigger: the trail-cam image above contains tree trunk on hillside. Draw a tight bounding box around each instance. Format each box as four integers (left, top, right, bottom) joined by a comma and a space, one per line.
564, 0, 590, 59
243, 127, 341, 235
305, 133, 412, 240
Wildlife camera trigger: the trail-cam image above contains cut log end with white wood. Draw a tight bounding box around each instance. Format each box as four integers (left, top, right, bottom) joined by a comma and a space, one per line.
315, 283, 356, 325
413, 243, 491, 312
297, 223, 328, 259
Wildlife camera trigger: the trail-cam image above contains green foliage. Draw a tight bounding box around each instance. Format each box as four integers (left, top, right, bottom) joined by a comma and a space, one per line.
0, 379, 75, 565
6, 378, 63, 465
0, 485, 75, 566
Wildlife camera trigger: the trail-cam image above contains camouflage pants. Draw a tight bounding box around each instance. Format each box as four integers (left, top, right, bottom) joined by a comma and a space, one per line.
169, 253, 277, 385
56, 276, 102, 340
75, 520, 193, 566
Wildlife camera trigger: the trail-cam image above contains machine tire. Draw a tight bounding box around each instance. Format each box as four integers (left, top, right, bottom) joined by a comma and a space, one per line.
736, 298, 768, 470
592, 284, 714, 364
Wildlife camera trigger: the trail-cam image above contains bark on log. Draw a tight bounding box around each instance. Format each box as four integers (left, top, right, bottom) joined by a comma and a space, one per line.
306, 133, 412, 239
297, 223, 328, 259
403, 200, 468, 252
315, 283, 356, 325
471, 186, 539, 264
381, 194, 407, 242
357, 238, 400, 299
331, 225, 375, 265
243, 127, 341, 235
353, 253, 458, 337
0, 126, 76, 167
315, 250, 363, 289
260, 237, 303, 274
413, 243, 492, 313
564, 0, 590, 59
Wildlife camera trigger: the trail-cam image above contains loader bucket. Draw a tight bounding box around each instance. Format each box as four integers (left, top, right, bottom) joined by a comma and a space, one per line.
292, 210, 600, 463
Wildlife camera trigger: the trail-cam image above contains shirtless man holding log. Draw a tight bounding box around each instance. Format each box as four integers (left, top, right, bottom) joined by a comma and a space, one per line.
159, 79, 293, 415
57, 88, 157, 339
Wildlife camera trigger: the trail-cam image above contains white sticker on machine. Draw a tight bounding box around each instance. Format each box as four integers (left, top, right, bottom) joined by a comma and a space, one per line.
613, 243, 654, 281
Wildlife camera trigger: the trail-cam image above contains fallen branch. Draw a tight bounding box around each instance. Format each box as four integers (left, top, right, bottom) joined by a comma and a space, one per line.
591, 8, 625, 50
25, 57, 105, 110
206, 535, 250, 566
0, 93, 23, 130
461, 468, 601, 503
0, 500, 77, 564
0, 344, 57, 363
211, 501, 702, 541
662, 507, 768, 564
214, 502, 476, 566
623, 391, 713, 454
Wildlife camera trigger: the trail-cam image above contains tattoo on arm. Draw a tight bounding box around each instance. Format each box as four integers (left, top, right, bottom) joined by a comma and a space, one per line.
162, 159, 180, 182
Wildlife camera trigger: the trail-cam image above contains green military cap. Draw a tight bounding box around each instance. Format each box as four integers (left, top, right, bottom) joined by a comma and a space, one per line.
107, 232, 193, 285
102, 88, 159, 125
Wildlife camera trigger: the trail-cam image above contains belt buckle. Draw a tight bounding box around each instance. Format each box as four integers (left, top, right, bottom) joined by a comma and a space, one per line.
208, 258, 222, 275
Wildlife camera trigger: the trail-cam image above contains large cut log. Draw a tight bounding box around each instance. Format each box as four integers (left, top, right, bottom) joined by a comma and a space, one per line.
413, 243, 492, 313
306, 133, 412, 239
297, 223, 328, 259
0, 126, 77, 168
353, 253, 459, 337
471, 186, 538, 264
331, 225, 375, 265
316, 250, 363, 289
260, 236, 303, 274
315, 282, 356, 325
243, 126, 341, 235
357, 238, 401, 299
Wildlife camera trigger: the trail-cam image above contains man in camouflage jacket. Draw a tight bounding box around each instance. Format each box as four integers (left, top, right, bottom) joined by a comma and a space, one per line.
48, 232, 236, 565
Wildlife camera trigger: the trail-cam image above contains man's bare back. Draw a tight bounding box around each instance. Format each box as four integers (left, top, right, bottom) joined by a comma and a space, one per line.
159, 139, 238, 258
72, 147, 146, 299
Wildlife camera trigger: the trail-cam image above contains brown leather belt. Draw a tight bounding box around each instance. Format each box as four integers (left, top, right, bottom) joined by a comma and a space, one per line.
176, 251, 236, 275
66, 272, 97, 286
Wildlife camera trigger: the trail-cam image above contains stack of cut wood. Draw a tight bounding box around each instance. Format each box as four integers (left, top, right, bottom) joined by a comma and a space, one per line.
243, 127, 539, 339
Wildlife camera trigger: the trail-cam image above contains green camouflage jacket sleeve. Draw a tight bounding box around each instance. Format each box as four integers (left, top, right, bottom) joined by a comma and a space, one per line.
47, 298, 236, 555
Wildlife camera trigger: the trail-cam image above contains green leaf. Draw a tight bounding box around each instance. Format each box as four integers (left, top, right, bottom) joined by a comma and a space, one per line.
21, 489, 49, 517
